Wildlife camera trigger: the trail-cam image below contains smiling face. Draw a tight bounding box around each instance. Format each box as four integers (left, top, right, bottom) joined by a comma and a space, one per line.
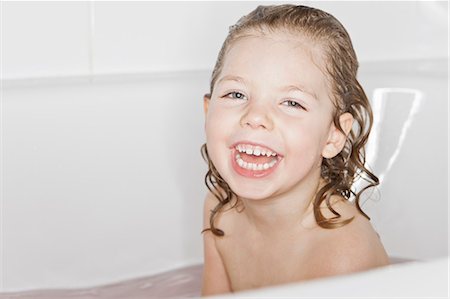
204, 31, 352, 201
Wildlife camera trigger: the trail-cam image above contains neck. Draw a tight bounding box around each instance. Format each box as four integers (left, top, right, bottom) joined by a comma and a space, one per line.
239, 173, 328, 237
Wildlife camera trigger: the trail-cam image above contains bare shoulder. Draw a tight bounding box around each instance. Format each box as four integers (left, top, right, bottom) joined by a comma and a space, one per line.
305, 199, 390, 279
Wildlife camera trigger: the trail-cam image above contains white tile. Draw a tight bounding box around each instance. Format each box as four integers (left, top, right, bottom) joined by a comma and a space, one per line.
2, 2, 91, 79
92, 2, 278, 74
305, 1, 448, 61
93, 1, 448, 74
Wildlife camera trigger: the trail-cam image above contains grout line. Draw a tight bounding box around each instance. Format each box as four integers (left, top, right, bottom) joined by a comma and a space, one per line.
0, 0, 4, 292
0, 69, 213, 89
88, 1, 95, 83
0, 57, 446, 84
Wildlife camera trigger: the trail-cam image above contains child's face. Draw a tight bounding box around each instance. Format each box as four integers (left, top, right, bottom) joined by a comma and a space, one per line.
204, 31, 349, 200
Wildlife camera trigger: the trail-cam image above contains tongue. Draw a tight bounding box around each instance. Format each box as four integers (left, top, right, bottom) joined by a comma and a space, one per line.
240, 152, 275, 164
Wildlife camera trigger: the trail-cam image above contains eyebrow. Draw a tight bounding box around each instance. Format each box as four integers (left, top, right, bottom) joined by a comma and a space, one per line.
282, 85, 319, 101
217, 75, 246, 85
216, 75, 319, 100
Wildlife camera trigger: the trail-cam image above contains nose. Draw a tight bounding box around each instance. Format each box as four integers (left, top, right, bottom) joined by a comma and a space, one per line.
240, 101, 274, 130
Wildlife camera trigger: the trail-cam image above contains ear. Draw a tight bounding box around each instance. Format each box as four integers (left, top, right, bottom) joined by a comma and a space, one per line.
322, 113, 354, 159
203, 93, 211, 115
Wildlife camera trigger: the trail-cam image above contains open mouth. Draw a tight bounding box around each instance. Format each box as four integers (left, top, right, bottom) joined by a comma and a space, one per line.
230, 143, 283, 178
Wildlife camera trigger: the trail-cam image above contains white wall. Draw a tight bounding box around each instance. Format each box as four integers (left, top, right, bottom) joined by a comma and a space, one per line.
1, 1, 448, 292
2, 1, 448, 79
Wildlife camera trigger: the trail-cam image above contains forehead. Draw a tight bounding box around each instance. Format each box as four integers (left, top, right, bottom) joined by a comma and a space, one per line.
219, 32, 330, 99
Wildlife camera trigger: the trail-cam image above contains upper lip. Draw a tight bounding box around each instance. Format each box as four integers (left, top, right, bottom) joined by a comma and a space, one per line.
230, 141, 284, 157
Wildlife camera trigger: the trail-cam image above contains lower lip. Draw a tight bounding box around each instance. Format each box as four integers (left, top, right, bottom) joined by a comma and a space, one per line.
230, 149, 281, 179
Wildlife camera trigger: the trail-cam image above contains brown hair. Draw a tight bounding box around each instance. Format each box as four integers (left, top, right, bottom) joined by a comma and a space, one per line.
201, 4, 378, 236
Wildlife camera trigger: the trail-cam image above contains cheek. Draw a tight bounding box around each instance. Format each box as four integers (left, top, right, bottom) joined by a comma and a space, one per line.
205, 103, 239, 140
206, 113, 228, 143
283, 122, 328, 163
204, 110, 233, 167
205, 104, 221, 138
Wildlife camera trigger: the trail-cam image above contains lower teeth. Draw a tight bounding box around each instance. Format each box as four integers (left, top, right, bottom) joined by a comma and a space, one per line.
235, 154, 277, 171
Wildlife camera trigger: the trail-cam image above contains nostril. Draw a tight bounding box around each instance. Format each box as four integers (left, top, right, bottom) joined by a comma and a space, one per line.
240, 109, 273, 130
242, 120, 269, 130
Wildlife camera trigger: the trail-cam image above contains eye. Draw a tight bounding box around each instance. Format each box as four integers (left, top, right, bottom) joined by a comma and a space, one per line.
282, 100, 306, 110
223, 91, 247, 101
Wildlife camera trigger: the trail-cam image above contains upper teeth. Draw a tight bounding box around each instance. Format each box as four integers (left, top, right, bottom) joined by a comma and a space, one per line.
235, 144, 277, 157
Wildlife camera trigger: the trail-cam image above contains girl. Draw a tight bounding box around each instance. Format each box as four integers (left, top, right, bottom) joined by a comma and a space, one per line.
200, 4, 390, 295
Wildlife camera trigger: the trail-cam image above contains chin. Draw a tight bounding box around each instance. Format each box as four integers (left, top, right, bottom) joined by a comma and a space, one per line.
227, 179, 276, 201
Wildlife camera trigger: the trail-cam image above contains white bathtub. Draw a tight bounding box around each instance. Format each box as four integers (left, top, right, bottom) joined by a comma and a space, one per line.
1, 58, 448, 297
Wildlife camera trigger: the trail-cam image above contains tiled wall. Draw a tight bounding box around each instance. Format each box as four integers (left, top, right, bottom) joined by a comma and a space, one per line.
2, 1, 448, 79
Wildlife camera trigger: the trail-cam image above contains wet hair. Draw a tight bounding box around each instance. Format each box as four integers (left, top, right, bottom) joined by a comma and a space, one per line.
201, 4, 379, 236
